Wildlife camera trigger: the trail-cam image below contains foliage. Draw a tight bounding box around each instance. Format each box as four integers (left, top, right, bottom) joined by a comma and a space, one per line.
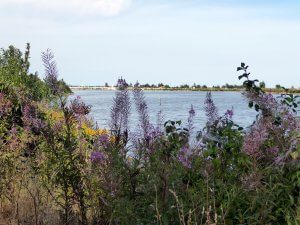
0, 49, 299, 225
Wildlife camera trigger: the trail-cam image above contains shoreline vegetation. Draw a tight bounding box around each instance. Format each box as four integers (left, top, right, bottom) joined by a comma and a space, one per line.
70, 85, 300, 93
1, 45, 300, 225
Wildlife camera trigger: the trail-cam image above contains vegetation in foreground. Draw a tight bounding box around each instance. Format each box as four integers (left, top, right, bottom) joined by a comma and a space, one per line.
0, 45, 299, 225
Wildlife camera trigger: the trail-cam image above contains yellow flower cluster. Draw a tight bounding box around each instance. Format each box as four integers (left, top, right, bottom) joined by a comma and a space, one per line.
50, 111, 64, 121
82, 124, 109, 136
81, 124, 116, 143
110, 135, 116, 143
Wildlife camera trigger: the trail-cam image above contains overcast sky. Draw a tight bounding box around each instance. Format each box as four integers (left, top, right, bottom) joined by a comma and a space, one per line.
1, 0, 300, 87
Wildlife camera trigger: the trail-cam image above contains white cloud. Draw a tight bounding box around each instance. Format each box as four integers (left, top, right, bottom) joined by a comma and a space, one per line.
1, 0, 132, 16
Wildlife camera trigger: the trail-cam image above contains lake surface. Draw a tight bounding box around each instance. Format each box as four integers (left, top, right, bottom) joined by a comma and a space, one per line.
72, 90, 256, 130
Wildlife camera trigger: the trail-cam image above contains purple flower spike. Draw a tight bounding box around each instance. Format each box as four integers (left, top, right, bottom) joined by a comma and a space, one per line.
204, 92, 219, 125
178, 146, 193, 169
133, 82, 151, 140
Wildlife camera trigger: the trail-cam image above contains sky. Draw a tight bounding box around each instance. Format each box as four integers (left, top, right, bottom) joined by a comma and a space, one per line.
0, 0, 300, 87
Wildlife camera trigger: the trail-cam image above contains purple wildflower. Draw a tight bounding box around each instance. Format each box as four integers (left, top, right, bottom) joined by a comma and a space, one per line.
242, 120, 268, 160
22, 103, 45, 133
204, 92, 219, 125
242, 85, 300, 163
91, 151, 105, 164
243, 91, 278, 116
225, 108, 234, 119
145, 125, 163, 144
178, 146, 193, 169
99, 134, 110, 148
133, 82, 151, 140
110, 78, 131, 133
266, 146, 280, 156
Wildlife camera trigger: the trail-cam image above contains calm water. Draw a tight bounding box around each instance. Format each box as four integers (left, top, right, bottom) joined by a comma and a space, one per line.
72, 90, 256, 130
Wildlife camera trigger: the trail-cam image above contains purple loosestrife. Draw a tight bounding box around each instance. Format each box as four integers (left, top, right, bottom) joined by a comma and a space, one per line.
146, 125, 164, 152
94, 133, 110, 149
99, 134, 110, 145
132, 123, 164, 155
110, 78, 131, 134
177, 146, 193, 169
204, 92, 219, 126
200, 92, 222, 145
90, 151, 105, 164
41, 49, 59, 95
242, 120, 269, 160
243, 85, 300, 163
133, 82, 151, 139
243, 91, 278, 117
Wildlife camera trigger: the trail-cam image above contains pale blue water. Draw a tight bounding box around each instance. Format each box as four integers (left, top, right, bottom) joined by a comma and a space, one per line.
72, 90, 256, 130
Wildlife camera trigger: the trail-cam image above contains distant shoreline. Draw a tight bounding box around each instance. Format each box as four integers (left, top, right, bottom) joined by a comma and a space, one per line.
70, 86, 300, 94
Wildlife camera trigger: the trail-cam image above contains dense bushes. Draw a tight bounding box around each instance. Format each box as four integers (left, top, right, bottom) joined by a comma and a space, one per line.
0, 46, 299, 225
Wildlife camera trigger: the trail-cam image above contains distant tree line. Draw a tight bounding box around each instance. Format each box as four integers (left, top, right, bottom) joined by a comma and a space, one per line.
99, 80, 298, 91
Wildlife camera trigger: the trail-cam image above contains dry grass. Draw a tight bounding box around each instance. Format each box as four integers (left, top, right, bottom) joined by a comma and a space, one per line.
0, 185, 61, 225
